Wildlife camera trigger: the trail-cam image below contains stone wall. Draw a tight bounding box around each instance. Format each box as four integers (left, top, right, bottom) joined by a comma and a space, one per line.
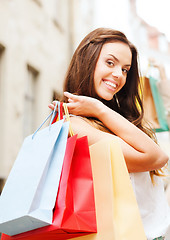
0, 0, 95, 190
0, 0, 71, 181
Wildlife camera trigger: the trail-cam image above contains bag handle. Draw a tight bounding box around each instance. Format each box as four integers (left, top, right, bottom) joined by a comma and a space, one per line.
51, 102, 74, 137
63, 103, 74, 137
32, 101, 60, 139
49, 101, 60, 127
52, 102, 63, 124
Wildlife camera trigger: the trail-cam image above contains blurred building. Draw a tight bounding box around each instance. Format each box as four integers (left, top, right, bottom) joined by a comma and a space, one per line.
129, 0, 170, 211
128, 0, 170, 74
129, 0, 170, 158
0, 0, 169, 192
0, 0, 94, 192
68, 0, 94, 51
93, 0, 170, 78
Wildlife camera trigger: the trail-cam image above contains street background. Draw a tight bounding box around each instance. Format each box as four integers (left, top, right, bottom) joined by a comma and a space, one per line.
0, 0, 170, 238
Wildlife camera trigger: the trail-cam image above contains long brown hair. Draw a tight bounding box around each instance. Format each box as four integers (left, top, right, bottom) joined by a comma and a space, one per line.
63, 28, 143, 125
62, 28, 162, 178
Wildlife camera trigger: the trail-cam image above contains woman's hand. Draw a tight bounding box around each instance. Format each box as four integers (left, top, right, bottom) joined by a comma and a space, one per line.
49, 92, 103, 118
64, 92, 102, 117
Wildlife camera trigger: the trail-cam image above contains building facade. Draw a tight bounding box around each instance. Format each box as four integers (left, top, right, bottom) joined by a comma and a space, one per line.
129, 0, 170, 76
0, 0, 169, 191
0, 0, 94, 192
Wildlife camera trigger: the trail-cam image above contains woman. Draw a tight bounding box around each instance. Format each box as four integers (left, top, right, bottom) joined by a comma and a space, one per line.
49, 28, 170, 240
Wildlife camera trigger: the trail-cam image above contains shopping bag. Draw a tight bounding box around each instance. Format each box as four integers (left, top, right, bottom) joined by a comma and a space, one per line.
142, 76, 160, 129
149, 76, 169, 131
0, 106, 69, 236
70, 139, 147, 240
1, 132, 97, 240
142, 75, 169, 132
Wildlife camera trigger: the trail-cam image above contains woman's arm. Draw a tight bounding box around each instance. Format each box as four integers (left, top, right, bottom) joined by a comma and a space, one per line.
69, 116, 167, 173
49, 92, 169, 172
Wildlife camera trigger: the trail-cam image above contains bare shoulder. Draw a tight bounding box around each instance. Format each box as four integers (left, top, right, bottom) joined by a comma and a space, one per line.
69, 116, 116, 145
69, 116, 95, 137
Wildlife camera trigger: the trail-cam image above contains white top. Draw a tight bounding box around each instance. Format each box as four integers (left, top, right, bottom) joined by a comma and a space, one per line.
130, 172, 170, 240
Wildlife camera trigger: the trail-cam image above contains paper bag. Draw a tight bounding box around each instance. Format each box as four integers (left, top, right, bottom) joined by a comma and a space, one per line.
1, 135, 97, 240
70, 139, 147, 240
0, 120, 69, 236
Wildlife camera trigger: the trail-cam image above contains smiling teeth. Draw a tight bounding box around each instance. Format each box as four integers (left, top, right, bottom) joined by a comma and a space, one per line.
105, 81, 116, 88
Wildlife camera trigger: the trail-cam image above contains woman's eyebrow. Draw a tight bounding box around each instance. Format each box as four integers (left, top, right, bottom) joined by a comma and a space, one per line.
108, 54, 119, 62
108, 54, 131, 67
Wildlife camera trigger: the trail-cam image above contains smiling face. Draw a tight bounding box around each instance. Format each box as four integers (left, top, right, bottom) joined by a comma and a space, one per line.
93, 41, 132, 101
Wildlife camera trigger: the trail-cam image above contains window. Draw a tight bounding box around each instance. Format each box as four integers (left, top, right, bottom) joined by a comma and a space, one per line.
32, 0, 42, 7
0, 44, 5, 181
0, 178, 5, 194
23, 65, 39, 137
0, 44, 5, 172
0, 44, 5, 109
43, 0, 63, 31
53, 0, 62, 31
52, 90, 61, 102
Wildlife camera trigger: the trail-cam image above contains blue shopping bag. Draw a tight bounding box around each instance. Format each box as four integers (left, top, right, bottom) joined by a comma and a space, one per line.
0, 104, 69, 236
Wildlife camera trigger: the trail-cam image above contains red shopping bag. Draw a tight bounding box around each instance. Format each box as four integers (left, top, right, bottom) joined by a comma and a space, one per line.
1, 134, 97, 240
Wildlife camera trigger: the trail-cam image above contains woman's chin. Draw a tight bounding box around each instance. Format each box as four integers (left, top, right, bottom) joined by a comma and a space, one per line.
99, 93, 114, 101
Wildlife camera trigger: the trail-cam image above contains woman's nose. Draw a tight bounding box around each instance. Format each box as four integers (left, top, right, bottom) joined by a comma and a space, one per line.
112, 67, 122, 78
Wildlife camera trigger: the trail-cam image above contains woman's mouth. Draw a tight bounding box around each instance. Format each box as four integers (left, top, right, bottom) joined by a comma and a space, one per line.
103, 80, 117, 90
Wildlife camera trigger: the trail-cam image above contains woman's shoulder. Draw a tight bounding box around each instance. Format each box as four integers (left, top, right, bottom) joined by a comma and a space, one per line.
69, 115, 115, 145
69, 115, 95, 136
69, 115, 90, 126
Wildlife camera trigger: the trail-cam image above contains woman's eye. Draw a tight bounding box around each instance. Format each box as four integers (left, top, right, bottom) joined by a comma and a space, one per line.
122, 68, 128, 74
107, 60, 114, 66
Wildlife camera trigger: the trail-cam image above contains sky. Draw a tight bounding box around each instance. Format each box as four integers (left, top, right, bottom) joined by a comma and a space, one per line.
136, 0, 170, 41
94, 0, 170, 42
93, 0, 170, 77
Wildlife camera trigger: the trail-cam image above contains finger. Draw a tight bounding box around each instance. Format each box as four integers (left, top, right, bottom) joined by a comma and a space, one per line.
49, 101, 59, 111
64, 91, 79, 100
52, 100, 58, 106
66, 102, 75, 109
68, 98, 74, 103
48, 104, 55, 110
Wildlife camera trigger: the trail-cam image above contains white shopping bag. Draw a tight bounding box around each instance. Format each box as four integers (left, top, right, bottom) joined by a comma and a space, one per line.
0, 111, 69, 236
